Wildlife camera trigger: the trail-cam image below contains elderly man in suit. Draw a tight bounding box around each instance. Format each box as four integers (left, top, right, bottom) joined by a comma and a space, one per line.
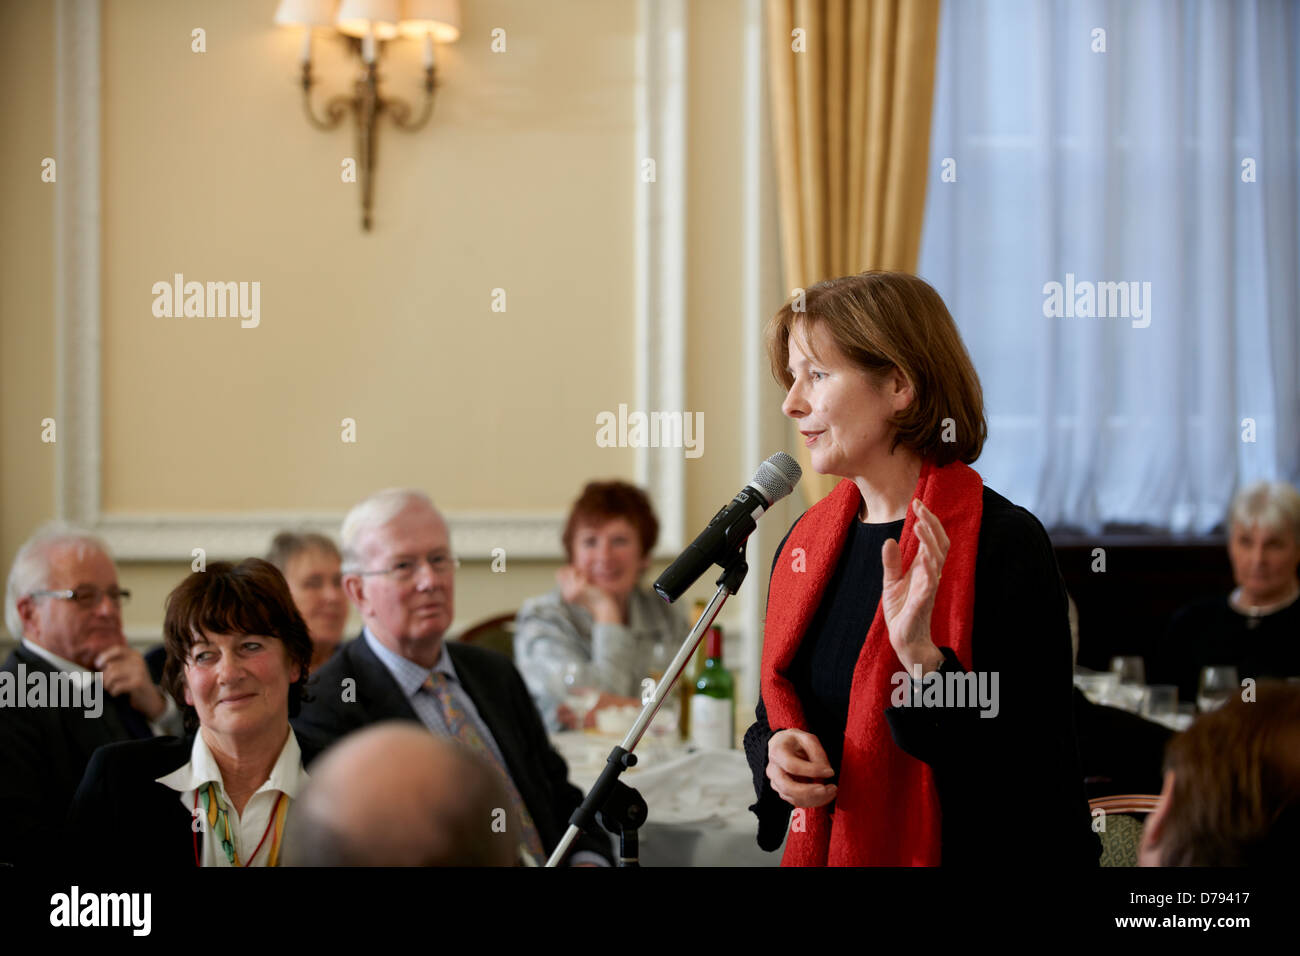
292, 489, 612, 866
1, 524, 178, 866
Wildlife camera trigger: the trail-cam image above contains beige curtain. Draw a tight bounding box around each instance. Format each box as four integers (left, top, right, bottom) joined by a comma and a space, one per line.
766, 0, 942, 503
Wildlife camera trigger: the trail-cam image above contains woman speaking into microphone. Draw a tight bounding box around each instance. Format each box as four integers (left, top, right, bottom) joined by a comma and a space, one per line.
743, 271, 1098, 866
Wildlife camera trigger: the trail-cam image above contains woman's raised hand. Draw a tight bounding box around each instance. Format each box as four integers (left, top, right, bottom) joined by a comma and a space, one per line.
880, 498, 950, 674
767, 729, 837, 808
556, 566, 621, 624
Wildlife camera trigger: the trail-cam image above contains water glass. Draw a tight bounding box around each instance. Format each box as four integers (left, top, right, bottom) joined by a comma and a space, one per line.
1110, 656, 1146, 686
1197, 665, 1239, 714
1141, 684, 1178, 722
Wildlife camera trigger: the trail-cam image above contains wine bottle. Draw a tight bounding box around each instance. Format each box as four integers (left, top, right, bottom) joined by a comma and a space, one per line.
690, 626, 735, 749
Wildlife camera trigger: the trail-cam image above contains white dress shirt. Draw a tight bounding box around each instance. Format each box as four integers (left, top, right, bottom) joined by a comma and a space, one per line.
156, 727, 308, 867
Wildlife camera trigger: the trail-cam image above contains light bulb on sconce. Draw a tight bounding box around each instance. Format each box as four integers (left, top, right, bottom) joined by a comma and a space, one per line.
274, 0, 461, 232
361, 24, 377, 64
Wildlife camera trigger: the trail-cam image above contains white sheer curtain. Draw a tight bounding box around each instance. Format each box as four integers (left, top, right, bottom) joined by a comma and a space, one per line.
918, 0, 1299, 532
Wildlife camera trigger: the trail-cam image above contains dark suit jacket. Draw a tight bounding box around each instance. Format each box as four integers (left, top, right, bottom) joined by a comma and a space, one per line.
65, 729, 324, 868
292, 634, 613, 865
0, 645, 154, 867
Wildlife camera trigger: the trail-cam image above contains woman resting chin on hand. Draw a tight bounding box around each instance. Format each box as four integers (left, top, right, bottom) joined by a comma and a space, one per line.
515, 482, 688, 732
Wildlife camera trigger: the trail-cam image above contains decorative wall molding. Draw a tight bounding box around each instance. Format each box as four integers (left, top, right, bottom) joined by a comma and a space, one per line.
53, 0, 688, 563
54, 0, 102, 528
635, 0, 687, 555
94, 510, 570, 562
739, 0, 778, 708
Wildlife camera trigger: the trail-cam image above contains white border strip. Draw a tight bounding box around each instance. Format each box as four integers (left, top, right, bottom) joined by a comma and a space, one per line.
94, 510, 569, 562
55, 0, 102, 526
740, 0, 770, 711
635, 0, 687, 553
54, 0, 688, 562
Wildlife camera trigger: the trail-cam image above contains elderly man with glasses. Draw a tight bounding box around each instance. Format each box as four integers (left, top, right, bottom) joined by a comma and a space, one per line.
1, 523, 178, 866
292, 489, 612, 867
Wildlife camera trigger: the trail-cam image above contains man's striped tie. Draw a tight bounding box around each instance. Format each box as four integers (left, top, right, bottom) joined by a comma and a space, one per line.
422, 672, 546, 865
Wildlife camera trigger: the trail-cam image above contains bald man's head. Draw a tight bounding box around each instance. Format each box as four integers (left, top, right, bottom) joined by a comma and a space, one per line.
285, 723, 518, 866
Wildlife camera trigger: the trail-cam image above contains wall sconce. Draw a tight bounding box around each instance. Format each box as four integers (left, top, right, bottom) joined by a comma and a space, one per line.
275, 0, 461, 231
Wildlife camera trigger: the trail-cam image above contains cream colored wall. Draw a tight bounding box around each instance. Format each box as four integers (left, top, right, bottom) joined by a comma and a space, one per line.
1, 1, 790, 715
101, 0, 638, 513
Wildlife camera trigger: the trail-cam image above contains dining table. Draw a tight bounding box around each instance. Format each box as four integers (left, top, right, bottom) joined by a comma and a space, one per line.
1073, 668, 1196, 731
549, 725, 784, 867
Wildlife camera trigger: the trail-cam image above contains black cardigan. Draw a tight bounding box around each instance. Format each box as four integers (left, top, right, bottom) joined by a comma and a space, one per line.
743, 485, 1101, 866
1149, 594, 1300, 703
65, 730, 325, 867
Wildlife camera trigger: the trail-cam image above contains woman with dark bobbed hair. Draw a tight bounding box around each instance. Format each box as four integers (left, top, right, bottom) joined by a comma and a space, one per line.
514, 480, 688, 731
68, 559, 322, 866
744, 271, 1098, 866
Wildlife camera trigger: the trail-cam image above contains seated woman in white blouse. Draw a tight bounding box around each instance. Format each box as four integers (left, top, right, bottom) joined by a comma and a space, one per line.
514, 480, 688, 732
68, 559, 323, 867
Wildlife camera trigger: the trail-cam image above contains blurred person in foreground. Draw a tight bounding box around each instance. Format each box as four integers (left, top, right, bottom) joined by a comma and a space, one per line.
514, 480, 688, 731
67, 559, 321, 866
744, 271, 1098, 866
1, 524, 177, 866
292, 488, 613, 866
1139, 682, 1300, 866
266, 531, 348, 672
1154, 480, 1300, 703
284, 722, 517, 866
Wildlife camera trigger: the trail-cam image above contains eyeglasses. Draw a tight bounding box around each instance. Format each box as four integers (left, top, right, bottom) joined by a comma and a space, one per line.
296, 575, 344, 592
354, 554, 460, 583
29, 586, 132, 608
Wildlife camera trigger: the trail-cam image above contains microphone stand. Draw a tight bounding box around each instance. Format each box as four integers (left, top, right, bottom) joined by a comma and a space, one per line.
545, 543, 750, 867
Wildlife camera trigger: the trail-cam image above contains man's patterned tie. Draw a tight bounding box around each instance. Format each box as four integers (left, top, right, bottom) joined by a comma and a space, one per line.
422, 672, 546, 865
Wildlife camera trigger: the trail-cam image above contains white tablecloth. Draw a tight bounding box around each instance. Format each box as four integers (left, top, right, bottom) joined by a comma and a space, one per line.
550, 732, 784, 867
1073, 673, 1196, 731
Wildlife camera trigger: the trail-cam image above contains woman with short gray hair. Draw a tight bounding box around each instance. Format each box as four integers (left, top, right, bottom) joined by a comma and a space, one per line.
1158, 480, 1300, 704
266, 531, 347, 672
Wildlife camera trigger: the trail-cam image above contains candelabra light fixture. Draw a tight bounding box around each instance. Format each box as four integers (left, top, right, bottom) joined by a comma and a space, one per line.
275, 0, 461, 231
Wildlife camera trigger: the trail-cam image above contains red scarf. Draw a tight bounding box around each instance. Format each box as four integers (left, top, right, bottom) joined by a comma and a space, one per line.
761, 459, 984, 865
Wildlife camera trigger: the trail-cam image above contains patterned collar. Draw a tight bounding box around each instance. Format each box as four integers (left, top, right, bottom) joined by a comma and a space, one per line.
155, 726, 307, 799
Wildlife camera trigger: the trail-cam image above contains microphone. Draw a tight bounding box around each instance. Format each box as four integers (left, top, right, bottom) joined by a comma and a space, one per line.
653, 453, 802, 603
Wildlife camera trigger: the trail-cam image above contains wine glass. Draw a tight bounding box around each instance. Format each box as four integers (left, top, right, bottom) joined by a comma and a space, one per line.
1110, 656, 1147, 711
643, 642, 680, 739
561, 662, 601, 728
1197, 665, 1239, 714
